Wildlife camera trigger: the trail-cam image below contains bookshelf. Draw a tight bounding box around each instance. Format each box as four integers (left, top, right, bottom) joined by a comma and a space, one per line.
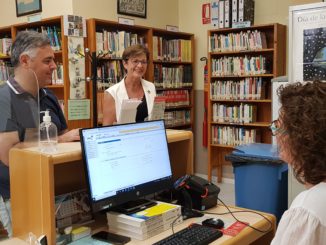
151, 28, 194, 130
86, 18, 151, 126
2, 16, 91, 130
87, 18, 195, 130
207, 23, 286, 182
0, 25, 13, 86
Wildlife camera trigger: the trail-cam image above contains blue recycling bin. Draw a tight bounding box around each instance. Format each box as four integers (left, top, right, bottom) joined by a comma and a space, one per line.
226, 143, 288, 222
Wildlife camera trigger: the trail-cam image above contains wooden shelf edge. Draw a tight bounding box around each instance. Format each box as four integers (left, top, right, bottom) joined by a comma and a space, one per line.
211, 99, 272, 103
210, 122, 270, 127
210, 48, 274, 55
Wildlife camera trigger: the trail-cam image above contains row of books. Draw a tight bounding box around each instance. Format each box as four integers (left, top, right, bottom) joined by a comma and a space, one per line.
96, 31, 146, 58
18, 26, 62, 51
212, 103, 257, 123
212, 0, 254, 29
154, 64, 192, 88
156, 90, 190, 107
211, 125, 259, 146
41, 26, 62, 51
107, 202, 182, 240
0, 61, 12, 83
209, 30, 267, 52
0, 38, 12, 56
152, 37, 192, 62
210, 78, 265, 100
211, 55, 268, 76
96, 60, 126, 90
51, 63, 64, 84
164, 110, 191, 127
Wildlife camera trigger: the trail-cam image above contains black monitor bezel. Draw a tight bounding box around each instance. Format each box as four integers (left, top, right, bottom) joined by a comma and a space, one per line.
79, 120, 173, 213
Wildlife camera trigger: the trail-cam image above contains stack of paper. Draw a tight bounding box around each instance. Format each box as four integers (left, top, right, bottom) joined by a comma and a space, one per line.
107, 202, 183, 240
118, 99, 142, 124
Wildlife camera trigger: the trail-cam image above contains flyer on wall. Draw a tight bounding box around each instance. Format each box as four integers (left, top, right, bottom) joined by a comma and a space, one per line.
290, 3, 326, 82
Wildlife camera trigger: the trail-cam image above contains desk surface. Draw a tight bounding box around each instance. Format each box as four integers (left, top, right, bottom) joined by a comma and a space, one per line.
2, 205, 275, 245
131, 205, 276, 245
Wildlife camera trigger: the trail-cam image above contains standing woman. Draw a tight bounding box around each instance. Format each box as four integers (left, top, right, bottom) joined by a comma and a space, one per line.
271, 81, 326, 244
102, 44, 156, 125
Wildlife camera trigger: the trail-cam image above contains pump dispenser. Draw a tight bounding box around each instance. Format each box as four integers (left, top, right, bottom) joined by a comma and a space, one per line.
39, 110, 58, 153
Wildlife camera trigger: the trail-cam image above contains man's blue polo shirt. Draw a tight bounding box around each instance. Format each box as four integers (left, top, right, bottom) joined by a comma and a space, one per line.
0, 78, 67, 199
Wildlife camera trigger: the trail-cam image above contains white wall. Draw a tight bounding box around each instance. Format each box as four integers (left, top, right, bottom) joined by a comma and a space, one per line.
72, 0, 178, 29
0, 0, 178, 29
0, 0, 73, 26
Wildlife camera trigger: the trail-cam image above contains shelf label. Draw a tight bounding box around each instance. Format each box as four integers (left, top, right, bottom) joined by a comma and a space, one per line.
166, 25, 179, 32
118, 17, 135, 26
232, 21, 251, 28
27, 14, 41, 23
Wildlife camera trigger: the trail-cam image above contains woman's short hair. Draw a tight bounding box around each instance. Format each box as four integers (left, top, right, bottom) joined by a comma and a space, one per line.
122, 44, 150, 61
278, 80, 326, 185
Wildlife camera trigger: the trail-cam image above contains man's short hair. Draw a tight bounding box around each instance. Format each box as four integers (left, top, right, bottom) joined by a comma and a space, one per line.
10, 31, 51, 67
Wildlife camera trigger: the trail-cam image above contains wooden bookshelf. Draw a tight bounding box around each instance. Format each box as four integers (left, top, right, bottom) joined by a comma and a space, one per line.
86, 18, 195, 130
86, 18, 151, 126
207, 23, 286, 182
151, 28, 195, 130
0, 26, 13, 85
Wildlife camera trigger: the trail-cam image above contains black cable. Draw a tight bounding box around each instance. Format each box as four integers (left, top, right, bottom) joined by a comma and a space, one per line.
202, 197, 273, 233
171, 213, 182, 234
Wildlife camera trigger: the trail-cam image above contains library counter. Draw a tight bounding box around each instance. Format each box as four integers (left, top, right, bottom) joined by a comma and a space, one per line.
9, 129, 193, 245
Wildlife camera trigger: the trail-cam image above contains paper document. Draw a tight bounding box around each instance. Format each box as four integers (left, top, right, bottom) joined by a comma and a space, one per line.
118, 99, 141, 124
150, 96, 166, 121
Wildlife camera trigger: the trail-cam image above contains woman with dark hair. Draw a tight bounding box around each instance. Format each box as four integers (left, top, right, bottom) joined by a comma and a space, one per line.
271, 81, 326, 244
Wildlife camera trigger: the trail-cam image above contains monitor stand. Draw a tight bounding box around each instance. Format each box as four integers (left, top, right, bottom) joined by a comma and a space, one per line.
112, 199, 157, 214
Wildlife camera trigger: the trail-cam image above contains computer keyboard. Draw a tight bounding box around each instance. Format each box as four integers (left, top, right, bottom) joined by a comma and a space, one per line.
153, 223, 223, 245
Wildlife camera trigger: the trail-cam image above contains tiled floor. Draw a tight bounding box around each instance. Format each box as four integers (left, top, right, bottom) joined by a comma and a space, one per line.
212, 181, 235, 206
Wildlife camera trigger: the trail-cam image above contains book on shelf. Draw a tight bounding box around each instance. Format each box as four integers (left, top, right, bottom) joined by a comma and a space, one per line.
0, 38, 12, 56
0, 61, 11, 83
153, 37, 191, 62
154, 64, 192, 88
224, 0, 232, 28
219, 0, 225, 29
211, 0, 219, 28
164, 110, 191, 127
209, 30, 268, 52
150, 96, 166, 121
97, 30, 145, 58
238, 0, 255, 24
211, 125, 261, 146
107, 201, 182, 240
212, 103, 257, 123
232, 0, 238, 27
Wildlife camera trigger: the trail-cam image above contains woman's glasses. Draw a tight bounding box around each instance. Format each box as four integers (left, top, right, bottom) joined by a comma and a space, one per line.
269, 119, 287, 136
129, 59, 148, 66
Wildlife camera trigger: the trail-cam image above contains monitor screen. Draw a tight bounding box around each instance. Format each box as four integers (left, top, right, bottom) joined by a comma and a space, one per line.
80, 120, 173, 213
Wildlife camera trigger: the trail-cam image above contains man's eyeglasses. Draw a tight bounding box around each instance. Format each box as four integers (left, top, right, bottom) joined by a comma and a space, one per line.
269, 119, 286, 136
129, 59, 148, 66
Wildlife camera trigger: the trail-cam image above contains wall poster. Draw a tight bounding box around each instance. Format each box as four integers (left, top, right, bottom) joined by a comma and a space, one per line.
289, 3, 326, 83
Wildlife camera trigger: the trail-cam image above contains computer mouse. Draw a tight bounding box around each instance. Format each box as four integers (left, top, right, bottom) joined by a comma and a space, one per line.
202, 218, 224, 229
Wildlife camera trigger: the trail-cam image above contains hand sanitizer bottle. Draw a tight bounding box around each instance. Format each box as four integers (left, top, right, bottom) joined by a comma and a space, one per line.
39, 110, 58, 153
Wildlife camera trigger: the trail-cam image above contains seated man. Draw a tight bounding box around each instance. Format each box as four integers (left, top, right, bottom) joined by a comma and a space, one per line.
0, 31, 80, 237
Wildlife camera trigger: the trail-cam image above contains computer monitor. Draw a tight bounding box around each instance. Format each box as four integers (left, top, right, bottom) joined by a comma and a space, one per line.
80, 120, 173, 213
